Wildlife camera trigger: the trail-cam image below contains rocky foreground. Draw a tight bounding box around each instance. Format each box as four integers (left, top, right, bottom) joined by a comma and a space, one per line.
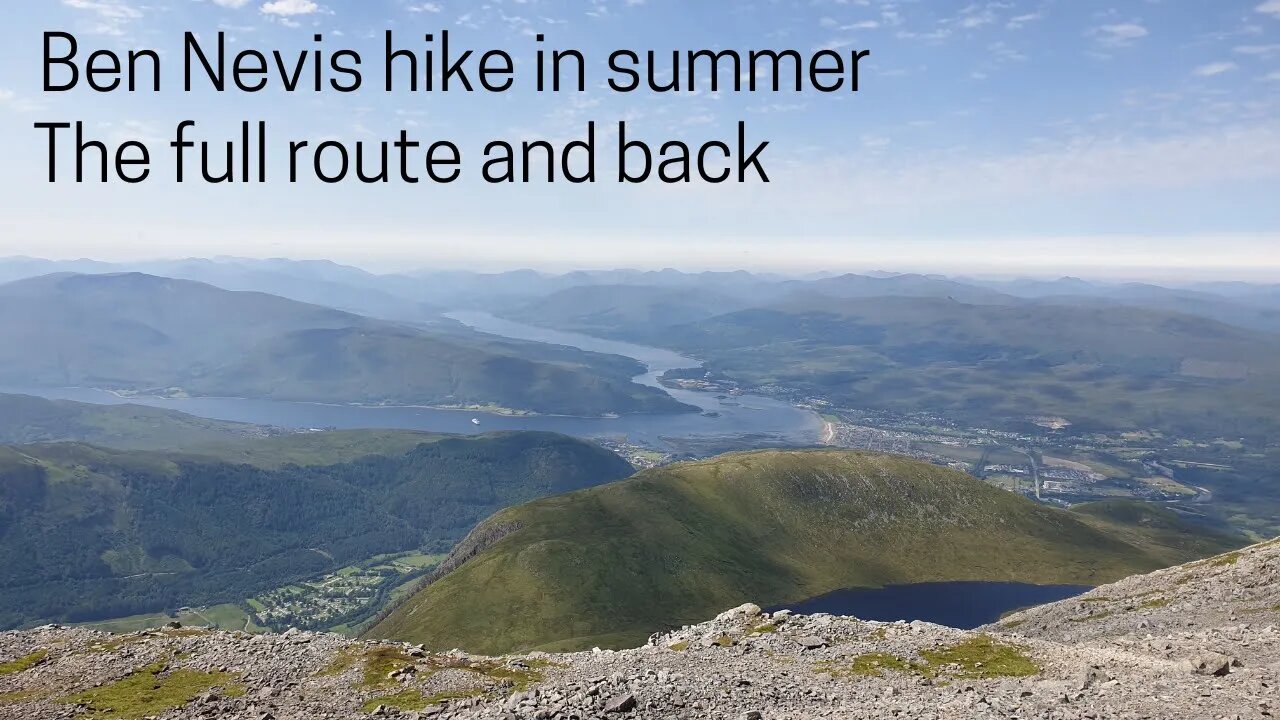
2, 539, 1277, 720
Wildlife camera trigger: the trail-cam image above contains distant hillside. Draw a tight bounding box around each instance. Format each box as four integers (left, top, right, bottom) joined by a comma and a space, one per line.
1033, 285, 1280, 335
0, 432, 634, 629
366, 450, 1241, 653
501, 273, 1015, 341
0, 256, 437, 321
502, 284, 759, 339
801, 273, 1018, 304
660, 295, 1280, 441
0, 393, 273, 450
0, 273, 691, 417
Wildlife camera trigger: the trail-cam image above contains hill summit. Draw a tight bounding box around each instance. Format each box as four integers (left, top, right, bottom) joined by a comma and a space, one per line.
367, 449, 1241, 654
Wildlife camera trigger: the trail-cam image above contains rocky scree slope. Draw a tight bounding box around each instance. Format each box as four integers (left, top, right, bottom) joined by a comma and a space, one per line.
1, 538, 1276, 719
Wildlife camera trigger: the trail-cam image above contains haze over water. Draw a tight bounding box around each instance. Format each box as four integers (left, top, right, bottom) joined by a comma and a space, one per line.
3, 312, 822, 450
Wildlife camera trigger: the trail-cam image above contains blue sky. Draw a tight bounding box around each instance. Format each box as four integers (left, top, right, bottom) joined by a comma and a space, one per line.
1, 0, 1278, 278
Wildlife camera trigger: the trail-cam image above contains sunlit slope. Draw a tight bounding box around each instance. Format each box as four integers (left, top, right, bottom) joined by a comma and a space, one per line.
368, 450, 1241, 654
0, 431, 633, 629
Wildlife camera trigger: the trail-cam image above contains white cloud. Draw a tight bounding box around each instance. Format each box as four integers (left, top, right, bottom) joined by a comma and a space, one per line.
1193, 61, 1238, 77
0, 89, 44, 113
1235, 44, 1280, 57
211, 0, 252, 7
407, 2, 442, 12
957, 6, 996, 29
1006, 13, 1041, 30
1257, 1, 1280, 17
260, 0, 318, 16
1094, 23, 1149, 47
60, 0, 143, 36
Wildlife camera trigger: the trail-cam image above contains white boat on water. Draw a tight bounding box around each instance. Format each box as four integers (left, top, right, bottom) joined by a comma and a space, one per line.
471, 418, 481, 425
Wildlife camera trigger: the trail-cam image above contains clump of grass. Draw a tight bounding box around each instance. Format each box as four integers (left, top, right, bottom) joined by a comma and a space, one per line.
1208, 552, 1242, 567
1068, 610, 1115, 624
0, 650, 48, 676
919, 635, 1040, 679
467, 658, 556, 691
711, 635, 734, 647
0, 688, 51, 704
750, 623, 778, 634
360, 689, 428, 713
61, 662, 238, 719
359, 647, 418, 689
316, 648, 360, 677
1138, 597, 1170, 610
79, 628, 209, 657
667, 641, 689, 652
422, 688, 484, 705
1000, 618, 1026, 629
817, 653, 917, 678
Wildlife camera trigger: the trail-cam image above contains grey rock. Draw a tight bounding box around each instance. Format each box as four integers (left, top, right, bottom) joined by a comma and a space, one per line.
604, 694, 637, 713
1186, 652, 1234, 676
795, 635, 828, 650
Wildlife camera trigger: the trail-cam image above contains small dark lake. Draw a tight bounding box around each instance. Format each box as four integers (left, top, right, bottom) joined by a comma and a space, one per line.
768, 582, 1090, 629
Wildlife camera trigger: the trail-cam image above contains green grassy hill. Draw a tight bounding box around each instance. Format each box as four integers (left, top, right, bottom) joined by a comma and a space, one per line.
0, 273, 689, 416
366, 450, 1242, 654
0, 431, 633, 629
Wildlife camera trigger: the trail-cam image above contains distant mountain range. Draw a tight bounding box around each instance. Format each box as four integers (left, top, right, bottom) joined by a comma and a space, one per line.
478, 273, 1280, 443
0, 272, 691, 417
655, 293, 1280, 441
367, 449, 1243, 654
5, 256, 1278, 332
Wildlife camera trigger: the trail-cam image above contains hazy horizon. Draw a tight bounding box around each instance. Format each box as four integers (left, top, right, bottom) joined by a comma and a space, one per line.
2, 248, 1279, 284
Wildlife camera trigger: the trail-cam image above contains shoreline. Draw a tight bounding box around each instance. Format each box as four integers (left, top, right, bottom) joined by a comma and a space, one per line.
15, 386, 693, 421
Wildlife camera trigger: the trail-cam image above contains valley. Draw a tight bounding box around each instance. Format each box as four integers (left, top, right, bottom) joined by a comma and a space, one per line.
8, 3, 1279, 716
0, 258, 1275, 696
0, 429, 634, 631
